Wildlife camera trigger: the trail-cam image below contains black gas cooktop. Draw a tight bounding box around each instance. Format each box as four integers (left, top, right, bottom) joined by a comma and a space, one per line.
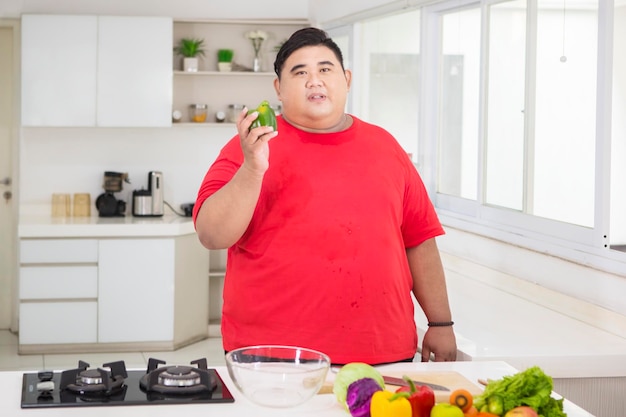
21, 358, 235, 408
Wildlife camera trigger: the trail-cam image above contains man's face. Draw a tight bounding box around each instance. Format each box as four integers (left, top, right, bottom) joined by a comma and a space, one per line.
274, 45, 352, 132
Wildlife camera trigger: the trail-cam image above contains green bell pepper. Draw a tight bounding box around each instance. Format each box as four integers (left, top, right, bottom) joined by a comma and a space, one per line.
247, 100, 277, 130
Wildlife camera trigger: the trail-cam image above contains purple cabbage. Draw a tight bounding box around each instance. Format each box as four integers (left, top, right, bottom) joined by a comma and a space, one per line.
346, 378, 383, 417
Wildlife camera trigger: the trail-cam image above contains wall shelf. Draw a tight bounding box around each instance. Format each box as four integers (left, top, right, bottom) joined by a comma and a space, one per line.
173, 19, 306, 123
174, 70, 276, 76
173, 122, 235, 127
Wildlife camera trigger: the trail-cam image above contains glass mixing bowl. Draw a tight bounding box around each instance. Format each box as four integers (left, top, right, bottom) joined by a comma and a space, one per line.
225, 345, 330, 408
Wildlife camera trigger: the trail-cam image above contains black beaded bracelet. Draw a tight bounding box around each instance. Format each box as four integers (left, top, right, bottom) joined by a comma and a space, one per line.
427, 321, 454, 327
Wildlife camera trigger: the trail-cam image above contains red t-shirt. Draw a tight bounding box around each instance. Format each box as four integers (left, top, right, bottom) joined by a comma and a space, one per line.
194, 115, 444, 364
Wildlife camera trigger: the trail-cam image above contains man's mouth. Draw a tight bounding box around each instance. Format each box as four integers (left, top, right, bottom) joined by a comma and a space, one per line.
308, 93, 327, 100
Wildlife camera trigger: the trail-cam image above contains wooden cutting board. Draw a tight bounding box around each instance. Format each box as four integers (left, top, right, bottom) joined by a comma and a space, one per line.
319, 371, 482, 403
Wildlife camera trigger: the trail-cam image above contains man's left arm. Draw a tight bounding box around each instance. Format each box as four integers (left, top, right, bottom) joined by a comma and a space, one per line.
406, 238, 458, 362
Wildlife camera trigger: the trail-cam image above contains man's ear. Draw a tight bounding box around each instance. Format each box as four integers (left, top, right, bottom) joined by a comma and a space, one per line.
273, 77, 281, 99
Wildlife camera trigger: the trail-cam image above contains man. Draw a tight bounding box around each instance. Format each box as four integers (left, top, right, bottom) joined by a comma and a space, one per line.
193, 27, 457, 364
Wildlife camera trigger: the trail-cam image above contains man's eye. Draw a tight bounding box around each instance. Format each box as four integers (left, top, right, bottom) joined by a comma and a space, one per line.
320, 67, 331, 73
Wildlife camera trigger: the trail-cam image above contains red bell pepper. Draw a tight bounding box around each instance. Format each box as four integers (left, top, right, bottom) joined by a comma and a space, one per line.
394, 376, 435, 417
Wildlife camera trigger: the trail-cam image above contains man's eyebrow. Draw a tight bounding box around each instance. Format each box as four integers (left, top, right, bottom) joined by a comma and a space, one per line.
289, 63, 306, 73
288, 61, 336, 73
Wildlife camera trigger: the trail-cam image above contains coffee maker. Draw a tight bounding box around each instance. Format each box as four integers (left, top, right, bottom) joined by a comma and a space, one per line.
132, 171, 164, 217
95, 171, 129, 217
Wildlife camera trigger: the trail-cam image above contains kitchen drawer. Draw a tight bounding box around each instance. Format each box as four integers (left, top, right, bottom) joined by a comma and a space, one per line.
20, 266, 98, 299
19, 301, 97, 344
20, 239, 98, 264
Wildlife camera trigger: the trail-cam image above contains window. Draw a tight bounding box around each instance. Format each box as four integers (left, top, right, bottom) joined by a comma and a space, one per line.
333, 0, 625, 273
350, 10, 422, 163
435, 0, 598, 226
611, 3, 626, 252
421, 0, 624, 273
483, 0, 598, 228
532, 0, 597, 227
485, 0, 526, 211
438, 7, 481, 200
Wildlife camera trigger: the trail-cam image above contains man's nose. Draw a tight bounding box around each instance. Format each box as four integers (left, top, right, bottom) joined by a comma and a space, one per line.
306, 74, 322, 87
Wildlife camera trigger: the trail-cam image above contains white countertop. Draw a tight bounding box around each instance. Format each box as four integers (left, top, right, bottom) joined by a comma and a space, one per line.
416, 253, 626, 379
3, 361, 593, 417
18, 214, 195, 238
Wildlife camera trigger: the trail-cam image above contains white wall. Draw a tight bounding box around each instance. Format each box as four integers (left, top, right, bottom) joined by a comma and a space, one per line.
0, 0, 309, 20
309, 0, 409, 27
19, 126, 234, 215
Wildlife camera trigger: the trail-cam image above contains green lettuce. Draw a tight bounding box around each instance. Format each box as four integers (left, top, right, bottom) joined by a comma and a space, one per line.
474, 366, 567, 417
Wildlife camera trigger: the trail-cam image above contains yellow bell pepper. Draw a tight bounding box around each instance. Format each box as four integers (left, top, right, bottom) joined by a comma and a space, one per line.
370, 390, 412, 417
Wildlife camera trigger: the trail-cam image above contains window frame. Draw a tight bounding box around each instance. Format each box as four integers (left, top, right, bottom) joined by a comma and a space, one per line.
322, 0, 625, 276
419, 0, 624, 275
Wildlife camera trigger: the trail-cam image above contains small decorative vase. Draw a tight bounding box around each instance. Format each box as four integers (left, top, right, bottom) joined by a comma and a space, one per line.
218, 62, 232, 72
183, 57, 198, 72
253, 56, 261, 72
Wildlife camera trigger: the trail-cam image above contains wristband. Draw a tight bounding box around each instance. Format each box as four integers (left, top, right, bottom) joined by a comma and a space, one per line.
427, 321, 454, 327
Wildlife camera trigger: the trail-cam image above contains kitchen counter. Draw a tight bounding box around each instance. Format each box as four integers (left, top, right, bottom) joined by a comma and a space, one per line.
416, 253, 626, 379
413, 253, 626, 416
18, 214, 195, 238
2, 361, 593, 417
17, 213, 208, 352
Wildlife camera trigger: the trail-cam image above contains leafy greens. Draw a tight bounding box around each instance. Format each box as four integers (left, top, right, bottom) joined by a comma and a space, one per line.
473, 366, 567, 417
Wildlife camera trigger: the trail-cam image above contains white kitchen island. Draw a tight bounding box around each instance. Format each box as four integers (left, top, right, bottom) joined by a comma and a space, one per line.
17, 214, 209, 354
2, 361, 594, 416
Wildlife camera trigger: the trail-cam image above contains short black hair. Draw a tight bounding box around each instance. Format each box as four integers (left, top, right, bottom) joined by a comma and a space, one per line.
274, 27, 345, 78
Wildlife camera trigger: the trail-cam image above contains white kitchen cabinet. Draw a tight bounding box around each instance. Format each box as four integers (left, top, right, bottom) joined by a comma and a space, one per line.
18, 239, 99, 345
19, 302, 98, 345
19, 239, 99, 263
21, 14, 172, 127
98, 238, 175, 343
18, 229, 209, 353
21, 15, 98, 126
97, 16, 172, 127
20, 266, 98, 300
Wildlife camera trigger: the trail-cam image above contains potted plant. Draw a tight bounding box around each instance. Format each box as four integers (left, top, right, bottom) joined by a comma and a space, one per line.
174, 38, 205, 72
217, 49, 234, 72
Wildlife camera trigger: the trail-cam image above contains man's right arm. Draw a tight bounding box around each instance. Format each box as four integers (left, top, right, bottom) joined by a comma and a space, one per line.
195, 163, 265, 249
195, 108, 277, 250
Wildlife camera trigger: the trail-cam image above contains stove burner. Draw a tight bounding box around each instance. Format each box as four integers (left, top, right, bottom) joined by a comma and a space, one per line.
140, 358, 217, 395
158, 366, 201, 387
80, 369, 105, 385
60, 360, 127, 395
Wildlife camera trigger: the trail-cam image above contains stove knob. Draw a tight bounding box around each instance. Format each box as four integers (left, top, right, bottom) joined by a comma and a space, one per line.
36, 381, 55, 392
37, 371, 53, 382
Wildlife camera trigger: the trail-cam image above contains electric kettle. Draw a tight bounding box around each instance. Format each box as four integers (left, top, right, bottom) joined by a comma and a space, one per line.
132, 171, 164, 217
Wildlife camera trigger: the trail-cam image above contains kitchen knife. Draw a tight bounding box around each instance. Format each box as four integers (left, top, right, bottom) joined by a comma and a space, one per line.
382, 375, 450, 392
